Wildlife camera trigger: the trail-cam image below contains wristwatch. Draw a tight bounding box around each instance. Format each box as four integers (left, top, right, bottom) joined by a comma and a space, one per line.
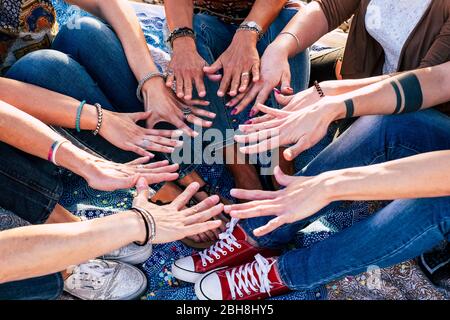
237, 21, 264, 40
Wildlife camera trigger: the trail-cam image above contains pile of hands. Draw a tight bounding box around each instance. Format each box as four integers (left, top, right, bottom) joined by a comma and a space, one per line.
85, 30, 350, 237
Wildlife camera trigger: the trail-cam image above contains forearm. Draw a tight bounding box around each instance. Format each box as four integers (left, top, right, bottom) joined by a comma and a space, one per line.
0, 101, 95, 177
0, 211, 144, 283
320, 74, 392, 96
70, 0, 159, 81
331, 63, 450, 119
0, 77, 98, 130
322, 151, 450, 202
245, 0, 287, 32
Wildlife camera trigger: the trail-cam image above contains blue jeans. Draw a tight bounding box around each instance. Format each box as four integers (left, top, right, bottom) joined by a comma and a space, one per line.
241, 110, 450, 290
0, 209, 64, 300
193, 9, 310, 147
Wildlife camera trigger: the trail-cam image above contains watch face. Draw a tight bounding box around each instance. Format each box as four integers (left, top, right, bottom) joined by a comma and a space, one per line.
247, 22, 257, 28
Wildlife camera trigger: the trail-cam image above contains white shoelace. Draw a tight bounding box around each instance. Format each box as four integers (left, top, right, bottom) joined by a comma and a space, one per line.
68, 260, 115, 290
198, 218, 241, 267
226, 254, 275, 300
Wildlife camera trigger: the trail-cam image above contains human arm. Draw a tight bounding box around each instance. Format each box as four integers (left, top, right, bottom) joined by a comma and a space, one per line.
237, 62, 450, 160
0, 178, 223, 283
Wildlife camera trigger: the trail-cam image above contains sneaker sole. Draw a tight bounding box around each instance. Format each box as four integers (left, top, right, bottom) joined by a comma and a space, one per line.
171, 262, 203, 283
194, 272, 215, 300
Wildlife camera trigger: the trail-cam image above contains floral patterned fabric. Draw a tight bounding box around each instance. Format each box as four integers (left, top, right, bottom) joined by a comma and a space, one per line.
0, 0, 57, 74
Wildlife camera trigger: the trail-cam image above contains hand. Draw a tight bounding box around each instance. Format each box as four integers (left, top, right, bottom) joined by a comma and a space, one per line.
224, 166, 332, 237
133, 178, 224, 244
100, 109, 184, 158
79, 156, 180, 192
204, 32, 260, 98
143, 78, 216, 137
166, 38, 221, 100
225, 43, 293, 116
235, 98, 342, 161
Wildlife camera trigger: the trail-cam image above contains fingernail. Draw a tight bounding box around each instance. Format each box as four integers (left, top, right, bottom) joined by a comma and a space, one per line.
217, 91, 224, 97
249, 109, 258, 117
231, 109, 238, 116
244, 120, 252, 125
225, 102, 231, 107
273, 88, 281, 94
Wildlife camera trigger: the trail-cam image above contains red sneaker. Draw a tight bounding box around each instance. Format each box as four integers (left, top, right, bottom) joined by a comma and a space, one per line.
171, 219, 280, 283
195, 254, 290, 300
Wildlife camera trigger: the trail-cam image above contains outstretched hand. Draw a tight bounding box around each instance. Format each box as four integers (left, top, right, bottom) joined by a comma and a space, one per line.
133, 178, 224, 244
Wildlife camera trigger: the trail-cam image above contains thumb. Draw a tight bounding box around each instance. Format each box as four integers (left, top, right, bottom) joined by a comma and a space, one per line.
134, 177, 150, 202
274, 91, 294, 107
284, 137, 308, 161
203, 59, 222, 74
274, 166, 297, 187
280, 71, 293, 95
132, 111, 152, 123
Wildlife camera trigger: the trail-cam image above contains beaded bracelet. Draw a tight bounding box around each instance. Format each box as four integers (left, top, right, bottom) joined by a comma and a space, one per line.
314, 81, 325, 98
75, 100, 87, 133
132, 206, 156, 246
48, 140, 70, 166
92, 103, 103, 136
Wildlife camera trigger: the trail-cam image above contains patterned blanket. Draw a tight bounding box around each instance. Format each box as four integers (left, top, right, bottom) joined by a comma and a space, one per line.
52, 1, 448, 300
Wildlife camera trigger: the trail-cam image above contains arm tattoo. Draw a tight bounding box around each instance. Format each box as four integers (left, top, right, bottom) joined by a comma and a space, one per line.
344, 99, 355, 119
390, 73, 424, 114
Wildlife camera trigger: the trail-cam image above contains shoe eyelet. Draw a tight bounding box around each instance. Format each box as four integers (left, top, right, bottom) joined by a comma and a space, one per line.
215, 254, 221, 259
222, 251, 228, 256
202, 263, 207, 267
230, 248, 235, 252
236, 244, 242, 249
239, 293, 244, 297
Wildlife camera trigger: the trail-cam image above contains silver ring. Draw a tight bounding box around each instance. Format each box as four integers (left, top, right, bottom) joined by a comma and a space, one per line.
182, 108, 192, 120
136, 164, 145, 169
241, 72, 250, 77
140, 138, 151, 148
167, 69, 174, 76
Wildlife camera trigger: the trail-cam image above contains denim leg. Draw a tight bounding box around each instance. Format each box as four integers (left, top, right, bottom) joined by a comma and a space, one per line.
52, 16, 143, 113
241, 110, 450, 247
277, 197, 450, 290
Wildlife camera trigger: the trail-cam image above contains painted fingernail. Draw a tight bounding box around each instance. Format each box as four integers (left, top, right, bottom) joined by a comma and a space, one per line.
244, 120, 252, 125
249, 109, 258, 117
273, 88, 281, 94
231, 108, 238, 116
225, 102, 231, 107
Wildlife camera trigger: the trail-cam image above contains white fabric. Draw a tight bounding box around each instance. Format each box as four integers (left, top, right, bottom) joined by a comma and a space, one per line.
365, 0, 431, 74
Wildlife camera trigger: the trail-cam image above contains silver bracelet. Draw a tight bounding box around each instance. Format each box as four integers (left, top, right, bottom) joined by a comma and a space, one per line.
279, 31, 301, 52
136, 71, 166, 103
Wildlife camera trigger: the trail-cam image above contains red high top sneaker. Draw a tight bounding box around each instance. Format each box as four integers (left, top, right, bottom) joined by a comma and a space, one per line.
195, 254, 290, 300
171, 219, 280, 283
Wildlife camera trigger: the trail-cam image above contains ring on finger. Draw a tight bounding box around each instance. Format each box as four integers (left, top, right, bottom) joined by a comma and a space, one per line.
241, 72, 250, 77
182, 107, 192, 120
140, 138, 151, 149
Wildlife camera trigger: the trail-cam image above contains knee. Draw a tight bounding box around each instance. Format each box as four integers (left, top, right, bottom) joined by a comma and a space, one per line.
5, 50, 71, 83
53, 16, 112, 52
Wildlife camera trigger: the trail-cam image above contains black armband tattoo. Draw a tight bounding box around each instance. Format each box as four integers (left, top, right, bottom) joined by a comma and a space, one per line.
344, 99, 355, 119
390, 73, 424, 114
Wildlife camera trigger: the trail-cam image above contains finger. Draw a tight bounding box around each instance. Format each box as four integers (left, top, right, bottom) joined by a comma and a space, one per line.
172, 116, 198, 137
190, 107, 216, 119
226, 91, 246, 108
183, 76, 193, 101
273, 166, 298, 187
253, 216, 288, 237
131, 111, 152, 123
206, 73, 222, 82
229, 204, 282, 220
203, 60, 223, 75
230, 188, 279, 201
182, 220, 223, 239
176, 74, 184, 99
143, 172, 179, 184
145, 135, 183, 147
249, 85, 273, 117
146, 163, 180, 173
256, 103, 289, 117
274, 91, 294, 107
125, 142, 154, 158
183, 99, 211, 107
251, 62, 260, 82
184, 195, 220, 216
234, 128, 280, 144
238, 118, 285, 134
234, 85, 260, 114
126, 156, 151, 166
284, 135, 309, 161
186, 113, 213, 128
145, 128, 184, 138
217, 71, 232, 97
244, 114, 274, 125
280, 71, 293, 95
134, 177, 150, 202
139, 159, 170, 169
184, 203, 224, 225
166, 73, 175, 88
172, 182, 200, 210
194, 75, 207, 98
239, 135, 282, 154
228, 71, 242, 97
238, 72, 251, 93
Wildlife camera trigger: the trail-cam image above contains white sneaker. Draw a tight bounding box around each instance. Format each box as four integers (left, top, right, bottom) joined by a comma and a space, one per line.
64, 259, 147, 300
100, 243, 152, 265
